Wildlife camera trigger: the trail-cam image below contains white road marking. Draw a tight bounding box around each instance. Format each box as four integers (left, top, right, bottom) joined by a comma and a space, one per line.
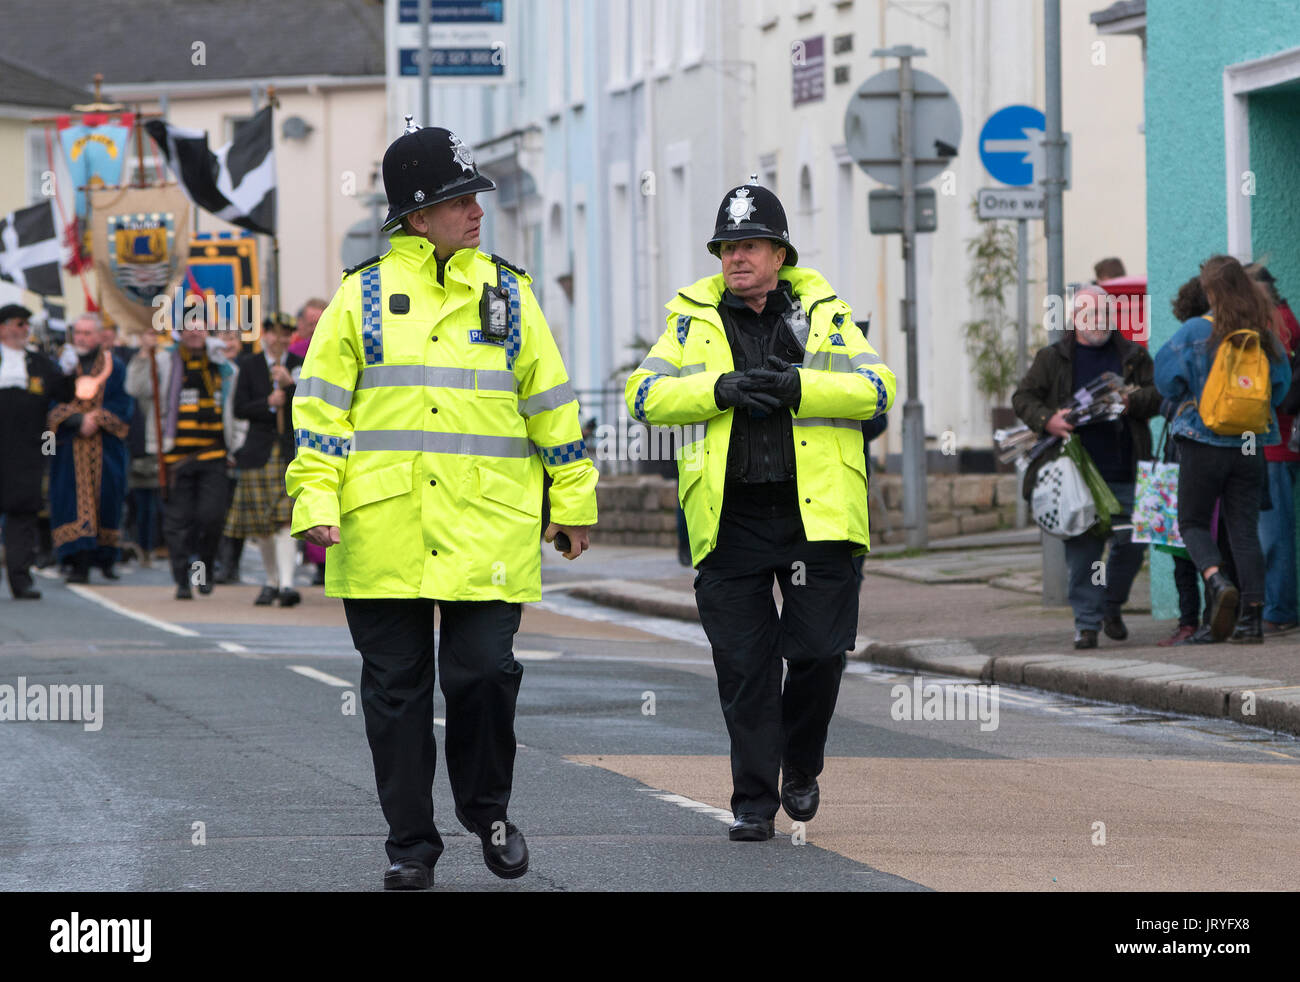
218, 642, 250, 653
639, 788, 734, 825
516, 649, 562, 661
288, 665, 353, 688
60, 582, 201, 637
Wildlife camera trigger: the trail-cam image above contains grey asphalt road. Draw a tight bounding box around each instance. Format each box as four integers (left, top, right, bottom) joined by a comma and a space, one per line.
2, 555, 1298, 892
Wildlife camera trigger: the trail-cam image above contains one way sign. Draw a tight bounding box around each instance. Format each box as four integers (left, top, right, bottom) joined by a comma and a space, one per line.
979, 105, 1046, 187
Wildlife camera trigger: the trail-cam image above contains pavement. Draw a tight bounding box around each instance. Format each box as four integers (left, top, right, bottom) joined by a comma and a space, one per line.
563, 529, 1300, 740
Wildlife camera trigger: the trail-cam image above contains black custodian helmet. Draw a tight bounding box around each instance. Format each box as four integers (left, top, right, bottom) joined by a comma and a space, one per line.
381, 116, 496, 232
706, 178, 799, 267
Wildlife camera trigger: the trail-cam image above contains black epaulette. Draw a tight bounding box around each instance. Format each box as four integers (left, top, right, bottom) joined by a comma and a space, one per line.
342, 254, 383, 279
491, 254, 528, 278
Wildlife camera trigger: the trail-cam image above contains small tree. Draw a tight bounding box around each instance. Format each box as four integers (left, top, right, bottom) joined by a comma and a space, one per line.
961, 196, 1019, 405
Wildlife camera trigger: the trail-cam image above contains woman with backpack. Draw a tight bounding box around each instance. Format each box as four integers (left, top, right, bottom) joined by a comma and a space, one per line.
1154, 255, 1292, 642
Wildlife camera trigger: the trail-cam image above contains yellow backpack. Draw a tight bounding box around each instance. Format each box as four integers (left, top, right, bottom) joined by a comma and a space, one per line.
1198, 317, 1272, 435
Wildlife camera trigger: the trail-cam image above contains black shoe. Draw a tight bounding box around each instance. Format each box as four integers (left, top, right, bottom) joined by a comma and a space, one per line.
64, 569, 89, 585
457, 809, 529, 879
198, 581, 213, 596
176, 583, 193, 600
780, 768, 820, 822
278, 588, 302, 608
1102, 614, 1127, 641
1262, 619, 1298, 636
383, 859, 432, 891
12, 587, 41, 600
99, 564, 119, 581
1073, 629, 1098, 650
254, 586, 278, 606
1204, 571, 1240, 642
1229, 603, 1264, 644
728, 815, 775, 841
1178, 624, 1218, 645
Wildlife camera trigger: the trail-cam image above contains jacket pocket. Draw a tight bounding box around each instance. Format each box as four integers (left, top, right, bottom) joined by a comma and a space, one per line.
677, 463, 704, 508
340, 461, 414, 515
477, 464, 540, 516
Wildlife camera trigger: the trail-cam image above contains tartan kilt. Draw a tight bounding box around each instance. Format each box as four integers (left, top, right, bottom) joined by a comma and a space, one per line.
224, 443, 294, 539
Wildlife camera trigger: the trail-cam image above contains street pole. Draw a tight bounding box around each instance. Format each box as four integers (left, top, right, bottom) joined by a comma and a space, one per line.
898, 49, 927, 550
1016, 217, 1029, 529
419, 0, 431, 127
1042, 0, 1068, 604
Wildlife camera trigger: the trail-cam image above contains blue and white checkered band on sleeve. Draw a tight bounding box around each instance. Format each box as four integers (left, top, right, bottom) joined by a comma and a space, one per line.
361, 266, 383, 366
498, 266, 524, 372
295, 429, 352, 458
676, 315, 691, 346
857, 369, 889, 420
633, 374, 665, 424
540, 440, 588, 467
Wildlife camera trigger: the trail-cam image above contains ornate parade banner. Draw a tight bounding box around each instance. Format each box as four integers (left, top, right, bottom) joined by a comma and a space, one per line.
89, 186, 192, 334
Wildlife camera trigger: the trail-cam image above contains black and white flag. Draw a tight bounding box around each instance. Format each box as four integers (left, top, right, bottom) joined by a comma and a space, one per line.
146, 105, 276, 236
0, 200, 63, 297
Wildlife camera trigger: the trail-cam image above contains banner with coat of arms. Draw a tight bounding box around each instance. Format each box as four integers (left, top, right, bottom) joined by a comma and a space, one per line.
89, 186, 192, 335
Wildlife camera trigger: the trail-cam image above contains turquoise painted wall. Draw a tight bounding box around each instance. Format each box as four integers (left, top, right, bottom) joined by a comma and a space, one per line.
1145, 1, 1300, 620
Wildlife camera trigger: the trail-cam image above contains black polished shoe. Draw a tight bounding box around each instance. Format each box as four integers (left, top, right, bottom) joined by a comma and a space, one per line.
175, 583, 194, 600
780, 768, 820, 822
1102, 614, 1127, 641
1204, 571, 1240, 641
1073, 629, 1098, 650
728, 815, 775, 841
482, 823, 529, 879
383, 859, 432, 891
254, 586, 278, 606
12, 587, 42, 600
1178, 624, 1218, 645
198, 581, 213, 596
1229, 603, 1264, 644
278, 588, 302, 608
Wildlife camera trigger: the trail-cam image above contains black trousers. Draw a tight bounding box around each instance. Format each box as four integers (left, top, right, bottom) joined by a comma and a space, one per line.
0, 440, 44, 597
343, 598, 523, 867
1176, 438, 1267, 605
164, 458, 228, 586
694, 488, 857, 820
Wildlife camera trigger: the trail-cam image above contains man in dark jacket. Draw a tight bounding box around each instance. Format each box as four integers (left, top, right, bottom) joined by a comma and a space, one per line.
0, 305, 75, 598
1012, 286, 1161, 648
226, 318, 303, 606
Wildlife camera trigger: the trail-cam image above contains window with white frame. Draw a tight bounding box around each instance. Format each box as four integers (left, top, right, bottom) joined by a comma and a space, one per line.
608, 0, 629, 88
653, 0, 674, 75
680, 0, 706, 66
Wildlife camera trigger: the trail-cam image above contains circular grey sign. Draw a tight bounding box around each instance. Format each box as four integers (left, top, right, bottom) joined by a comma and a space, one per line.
844, 68, 963, 188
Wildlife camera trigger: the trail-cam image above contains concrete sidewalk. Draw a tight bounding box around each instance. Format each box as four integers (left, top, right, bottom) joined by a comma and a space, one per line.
552, 537, 1300, 739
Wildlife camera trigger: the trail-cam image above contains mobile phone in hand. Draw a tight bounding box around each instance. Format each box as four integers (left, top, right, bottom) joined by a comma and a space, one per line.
554, 531, 571, 553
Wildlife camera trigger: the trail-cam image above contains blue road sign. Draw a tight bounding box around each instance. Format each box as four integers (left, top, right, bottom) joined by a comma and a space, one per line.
979, 105, 1047, 187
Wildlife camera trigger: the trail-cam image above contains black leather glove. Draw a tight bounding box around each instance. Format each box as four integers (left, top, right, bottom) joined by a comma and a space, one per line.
715, 372, 782, 414
744, 355, 802, 410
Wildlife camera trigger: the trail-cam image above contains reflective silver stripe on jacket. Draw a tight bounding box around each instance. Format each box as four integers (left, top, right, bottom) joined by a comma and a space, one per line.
519, 381, 577, 417
792, 416, 862, 430
804, 351, 853, 373
680, 363, 707, 377
850, 351, 883, 369
295, 376, 354, 411
637, 356, 680, 378
351, 430, 536, 458
357, 365, 516, 393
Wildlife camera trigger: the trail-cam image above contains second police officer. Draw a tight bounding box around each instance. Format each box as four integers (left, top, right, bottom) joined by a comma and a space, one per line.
627, 180, 896, 841
288, 118, 598, 890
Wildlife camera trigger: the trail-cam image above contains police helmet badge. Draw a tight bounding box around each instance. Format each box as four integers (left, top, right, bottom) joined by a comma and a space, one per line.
449, 133, 476, 175
727, 187, 757, 226
414, 190, 425, 203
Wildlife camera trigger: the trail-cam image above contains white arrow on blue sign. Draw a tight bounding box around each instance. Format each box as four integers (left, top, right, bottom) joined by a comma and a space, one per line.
979, 105, 1047, 187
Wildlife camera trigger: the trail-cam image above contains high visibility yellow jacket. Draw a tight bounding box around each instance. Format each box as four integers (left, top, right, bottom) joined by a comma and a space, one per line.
625, 267, 895, 565
287, 232, 598, 602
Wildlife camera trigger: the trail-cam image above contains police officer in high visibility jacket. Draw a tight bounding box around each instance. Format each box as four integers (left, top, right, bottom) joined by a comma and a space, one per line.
287, 118, 597, 890
627, 180, 895, 841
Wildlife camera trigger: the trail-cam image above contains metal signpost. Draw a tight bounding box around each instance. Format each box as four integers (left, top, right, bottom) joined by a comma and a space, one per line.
845, 47, 961, 549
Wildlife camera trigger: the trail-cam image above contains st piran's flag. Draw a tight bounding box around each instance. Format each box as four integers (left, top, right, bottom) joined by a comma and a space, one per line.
0, 200, 63, 296
146, 106, 276, 236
